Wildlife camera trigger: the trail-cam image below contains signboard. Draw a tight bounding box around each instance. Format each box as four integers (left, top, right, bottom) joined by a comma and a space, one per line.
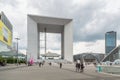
0, 20, 12, 46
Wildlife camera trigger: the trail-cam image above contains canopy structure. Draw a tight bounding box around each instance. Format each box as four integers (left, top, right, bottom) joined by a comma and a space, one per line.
41, 52, 60, 57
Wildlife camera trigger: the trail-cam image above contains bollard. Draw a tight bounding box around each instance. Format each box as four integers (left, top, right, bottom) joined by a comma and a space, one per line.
97, 65, 102, 72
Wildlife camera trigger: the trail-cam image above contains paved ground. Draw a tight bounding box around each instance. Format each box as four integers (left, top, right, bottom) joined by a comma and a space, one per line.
0, 63, 120, 80
0, 64, 27, 71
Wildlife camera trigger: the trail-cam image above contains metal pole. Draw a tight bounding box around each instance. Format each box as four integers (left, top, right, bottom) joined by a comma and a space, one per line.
15, 38, 20, 66
17, 39, 18, 66
45, 28, 46, 54
44, 28, 46, 59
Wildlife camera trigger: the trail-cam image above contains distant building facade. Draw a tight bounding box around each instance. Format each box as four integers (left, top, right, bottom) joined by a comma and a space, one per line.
73, 53, 105, 63
105, 31, 116, 55
102, 45, 120, 62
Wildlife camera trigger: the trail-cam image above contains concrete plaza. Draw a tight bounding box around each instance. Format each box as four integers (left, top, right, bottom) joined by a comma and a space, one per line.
0, 63, 120, 80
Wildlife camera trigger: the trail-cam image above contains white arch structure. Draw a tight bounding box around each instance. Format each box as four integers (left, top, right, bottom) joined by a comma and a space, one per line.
27, 15, 73, 62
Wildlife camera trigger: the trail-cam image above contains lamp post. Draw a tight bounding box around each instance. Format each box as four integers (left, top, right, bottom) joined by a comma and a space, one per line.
15, 37, 20, 66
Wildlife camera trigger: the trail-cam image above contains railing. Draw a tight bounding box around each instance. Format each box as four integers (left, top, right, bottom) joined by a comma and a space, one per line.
97, 65, 120, 74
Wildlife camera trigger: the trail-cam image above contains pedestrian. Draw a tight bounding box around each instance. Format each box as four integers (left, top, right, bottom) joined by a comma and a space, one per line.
75, 62, 78, 72
76, 59, 81, 72
49, 62, 52, 66
80, 63, 85, 72
76, 63, 81, 72
39, 62, 42, 67
60, 63, 62, 69
78, 63, 81, 72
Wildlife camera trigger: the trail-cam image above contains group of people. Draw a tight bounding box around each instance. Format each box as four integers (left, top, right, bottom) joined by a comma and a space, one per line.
39, 61, 62, 69
38, 60, 85, 72
39, 61, 45, 67
75, 60, 85, 72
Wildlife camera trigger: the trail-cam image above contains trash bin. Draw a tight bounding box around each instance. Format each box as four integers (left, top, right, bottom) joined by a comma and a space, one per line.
97, 65, 102, 72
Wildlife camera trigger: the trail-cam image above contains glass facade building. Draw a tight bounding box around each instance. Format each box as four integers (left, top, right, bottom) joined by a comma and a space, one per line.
0, 12, 13, 55
105, 31, 116, 55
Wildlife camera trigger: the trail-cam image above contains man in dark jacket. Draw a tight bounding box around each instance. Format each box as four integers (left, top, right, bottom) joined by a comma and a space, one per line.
60, 63, 62, 68
80, 63, 84, 72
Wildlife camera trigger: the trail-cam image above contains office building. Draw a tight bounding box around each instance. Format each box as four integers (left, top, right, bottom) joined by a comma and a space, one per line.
0, 12, 13, 54
105, 31, 116, 55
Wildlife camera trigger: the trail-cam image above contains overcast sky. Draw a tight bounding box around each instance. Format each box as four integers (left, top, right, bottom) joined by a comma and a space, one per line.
0, 0, 120, 54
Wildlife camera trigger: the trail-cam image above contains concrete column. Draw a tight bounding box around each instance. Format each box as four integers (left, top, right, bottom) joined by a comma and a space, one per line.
27, 16, 38, 62
61, 30, 64, 59
37, 31, 40, 59
64, 21, 73, 62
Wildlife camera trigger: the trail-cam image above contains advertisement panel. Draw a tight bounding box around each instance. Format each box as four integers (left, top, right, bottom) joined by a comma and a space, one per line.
0, 20, 12, 46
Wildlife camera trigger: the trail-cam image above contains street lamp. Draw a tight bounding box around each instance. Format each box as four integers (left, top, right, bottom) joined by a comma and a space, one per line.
15, 37, 20, 66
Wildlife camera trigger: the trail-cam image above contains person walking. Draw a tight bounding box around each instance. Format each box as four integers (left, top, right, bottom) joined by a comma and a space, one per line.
78, 63, 81, 72
39, 62, 42, 67
80, 63, 84, 72
75, 62, 78, 72
49, 62, 52, 66
60, 63, 62, 69
76, 60, 81, 72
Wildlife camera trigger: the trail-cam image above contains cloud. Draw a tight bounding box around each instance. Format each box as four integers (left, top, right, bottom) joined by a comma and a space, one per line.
40, 33, 61, 50
74, 40, 120, 54
27, 0, 120, 42
27, 0, 74, 17
73, 40, 105, 54
73, 0, 120, 42
1, 0, 120, 54
0, 0, 27, 50
0, 0, 19, 7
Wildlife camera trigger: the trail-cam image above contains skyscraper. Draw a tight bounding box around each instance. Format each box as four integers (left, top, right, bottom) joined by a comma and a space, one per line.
105, 31, 116, 55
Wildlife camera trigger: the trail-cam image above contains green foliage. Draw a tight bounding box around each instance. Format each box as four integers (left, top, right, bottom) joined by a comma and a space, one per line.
0, 56, 26, 64
0, 55, 7, 66
0, 55, 3, 60
5, 57, 17, 63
